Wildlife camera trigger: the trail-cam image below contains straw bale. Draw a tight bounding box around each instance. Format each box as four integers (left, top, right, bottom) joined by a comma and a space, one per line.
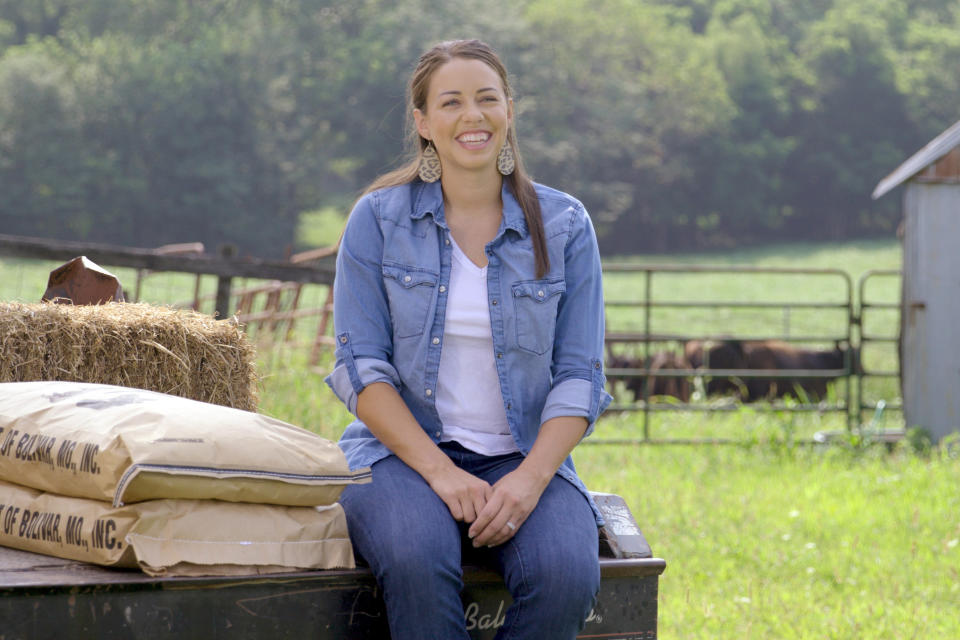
0, 302, 259, 410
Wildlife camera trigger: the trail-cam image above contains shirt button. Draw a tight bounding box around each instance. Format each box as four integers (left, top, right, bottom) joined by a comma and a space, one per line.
445, 237, 451, 245
506, 403, 512, 410
595, 362, 602, 369
339, 336, 347, 344
497, 353, 503, 358
432, 337, 440, 345
537, 290, 545, 298
425, 389, 432, 397
491, 299, 498, 306
403, 275, 412, 283
439, 285, 446, 293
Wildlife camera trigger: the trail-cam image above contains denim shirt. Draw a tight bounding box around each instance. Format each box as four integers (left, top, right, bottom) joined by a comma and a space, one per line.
325, 179, 613, 522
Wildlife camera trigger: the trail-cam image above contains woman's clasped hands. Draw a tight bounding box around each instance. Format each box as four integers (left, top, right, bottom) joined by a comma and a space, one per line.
429, 462, 547, 548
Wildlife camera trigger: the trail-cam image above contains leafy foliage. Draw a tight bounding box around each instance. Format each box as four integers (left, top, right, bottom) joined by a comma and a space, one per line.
0, 0, 957, 256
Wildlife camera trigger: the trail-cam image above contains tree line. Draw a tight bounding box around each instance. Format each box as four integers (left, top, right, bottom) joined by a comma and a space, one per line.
1, 0, 957, 257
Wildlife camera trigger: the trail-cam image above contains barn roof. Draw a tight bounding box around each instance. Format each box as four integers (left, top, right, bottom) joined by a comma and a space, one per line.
872, 118, 960, 199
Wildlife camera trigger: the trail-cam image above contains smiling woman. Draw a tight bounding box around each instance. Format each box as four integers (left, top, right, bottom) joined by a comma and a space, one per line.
322, 40, 612, 640
364, 40, 549, 279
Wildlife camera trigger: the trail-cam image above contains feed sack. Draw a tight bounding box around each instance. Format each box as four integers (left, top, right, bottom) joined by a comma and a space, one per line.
0, 381, 370, 507
0, 479, 354, 577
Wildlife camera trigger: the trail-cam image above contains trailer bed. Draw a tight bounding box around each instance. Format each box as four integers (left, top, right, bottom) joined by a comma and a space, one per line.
1, 494, 665, 639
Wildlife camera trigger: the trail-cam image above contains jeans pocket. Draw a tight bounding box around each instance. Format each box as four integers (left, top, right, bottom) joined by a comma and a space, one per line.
383, 263, 438, 338
511, 279, 565, 355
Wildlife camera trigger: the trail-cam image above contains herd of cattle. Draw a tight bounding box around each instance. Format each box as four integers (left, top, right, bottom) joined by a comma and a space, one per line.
607, 339, 861, 403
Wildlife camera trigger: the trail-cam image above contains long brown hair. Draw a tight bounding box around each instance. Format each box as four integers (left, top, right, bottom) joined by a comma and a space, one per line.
365, 40, 549, 278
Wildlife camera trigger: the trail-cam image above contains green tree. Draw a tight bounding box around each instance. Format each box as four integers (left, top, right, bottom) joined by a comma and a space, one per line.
0, 0, 82, 48
73, 32, 297, 253
896, 4, 960, 140
522, 0, 734, 252
784, 0, 913, 240
689, 5, 801, 246
0, 43, 95, 237
1, 0, 955, 255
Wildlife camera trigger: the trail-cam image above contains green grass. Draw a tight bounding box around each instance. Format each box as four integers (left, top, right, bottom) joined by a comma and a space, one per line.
296, 206, 347, 250
254, 361, 960, 639
5, 238, 957, 638
576, 442, 960, 639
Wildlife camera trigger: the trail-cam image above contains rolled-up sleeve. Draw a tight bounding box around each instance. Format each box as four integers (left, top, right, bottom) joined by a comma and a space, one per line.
540, 204, 612, 437
324, 193, 400, 415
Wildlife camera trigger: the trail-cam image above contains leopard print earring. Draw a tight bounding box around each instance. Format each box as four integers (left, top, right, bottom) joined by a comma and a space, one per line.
497, 143, 515, 176
419, 142, 441, 183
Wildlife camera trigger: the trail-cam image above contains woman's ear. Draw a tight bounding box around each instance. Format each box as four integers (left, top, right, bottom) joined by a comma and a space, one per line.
413, 109, 431, 141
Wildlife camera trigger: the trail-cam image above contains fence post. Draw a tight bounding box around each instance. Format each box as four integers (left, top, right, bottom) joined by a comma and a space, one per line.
215, 244, 237, 319
642, 269, 652, 442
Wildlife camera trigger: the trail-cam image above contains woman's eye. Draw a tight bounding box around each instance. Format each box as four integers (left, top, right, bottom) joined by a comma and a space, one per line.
442, 99, 459, 107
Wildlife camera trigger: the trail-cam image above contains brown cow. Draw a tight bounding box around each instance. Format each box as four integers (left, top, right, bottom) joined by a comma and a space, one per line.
647, 351, 692, 402
683, 339, 858, 402
683, 339, 749, 398
605, 353, 636, 395
741, 340, 858, 402
607, 351, 692, 402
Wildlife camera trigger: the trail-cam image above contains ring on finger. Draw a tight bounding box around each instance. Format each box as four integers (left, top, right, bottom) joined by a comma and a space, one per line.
505, 521, 516, 531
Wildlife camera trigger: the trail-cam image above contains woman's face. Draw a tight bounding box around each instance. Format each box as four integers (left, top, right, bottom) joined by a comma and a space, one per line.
414, 57, 513, 179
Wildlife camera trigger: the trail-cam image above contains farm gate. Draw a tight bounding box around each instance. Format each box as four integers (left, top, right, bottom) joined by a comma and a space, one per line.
855, 269, 903, 437
598, 264, 902, 444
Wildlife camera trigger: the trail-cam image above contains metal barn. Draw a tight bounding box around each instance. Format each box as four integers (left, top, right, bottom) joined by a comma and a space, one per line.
873, 119, 960, 443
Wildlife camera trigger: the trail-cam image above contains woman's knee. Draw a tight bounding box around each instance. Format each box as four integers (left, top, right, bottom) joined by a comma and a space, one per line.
502, 484, 600, 612
524, 542, 600, 605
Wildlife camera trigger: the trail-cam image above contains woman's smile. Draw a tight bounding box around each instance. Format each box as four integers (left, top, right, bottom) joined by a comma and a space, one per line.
456, 130, 493, 150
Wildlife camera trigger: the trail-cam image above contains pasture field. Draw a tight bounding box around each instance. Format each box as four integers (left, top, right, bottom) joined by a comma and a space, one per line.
3, 239, 958, 638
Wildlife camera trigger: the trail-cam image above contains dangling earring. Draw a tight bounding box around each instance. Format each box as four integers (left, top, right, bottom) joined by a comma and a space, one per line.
497, 143, 515, 176
419, 142, 441, 183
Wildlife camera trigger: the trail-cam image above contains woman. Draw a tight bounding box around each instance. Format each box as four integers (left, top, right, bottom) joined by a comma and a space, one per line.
325, 39, 612, 639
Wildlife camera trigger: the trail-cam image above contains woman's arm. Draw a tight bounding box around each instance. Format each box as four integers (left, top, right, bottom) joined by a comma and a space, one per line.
470, 201, 610, 547
357, 382, 492, 523
327, 192, 490, 523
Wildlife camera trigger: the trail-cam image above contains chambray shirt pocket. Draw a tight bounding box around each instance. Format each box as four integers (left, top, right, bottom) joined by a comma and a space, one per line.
382, 263, 438, 338
511, 279, 566, 355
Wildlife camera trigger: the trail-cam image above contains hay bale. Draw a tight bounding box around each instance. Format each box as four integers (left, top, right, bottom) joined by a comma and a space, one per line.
0, 302, 259, 411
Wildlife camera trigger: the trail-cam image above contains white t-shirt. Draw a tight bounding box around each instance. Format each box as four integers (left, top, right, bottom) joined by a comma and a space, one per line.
436, 238, 518, 456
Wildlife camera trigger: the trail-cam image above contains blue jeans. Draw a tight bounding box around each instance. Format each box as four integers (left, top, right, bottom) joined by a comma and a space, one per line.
339, 442, 600, 640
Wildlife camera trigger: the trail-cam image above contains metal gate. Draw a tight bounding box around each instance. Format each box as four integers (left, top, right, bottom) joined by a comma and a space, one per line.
597, 264, 858, 444
855, 270, 903, 435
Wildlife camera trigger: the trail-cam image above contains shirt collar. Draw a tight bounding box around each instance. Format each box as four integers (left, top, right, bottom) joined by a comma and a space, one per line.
500, 182, 529, 239
410, 180, 529, 239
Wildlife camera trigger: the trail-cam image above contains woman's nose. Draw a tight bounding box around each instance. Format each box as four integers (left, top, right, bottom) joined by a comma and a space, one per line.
462, 100, 483, 122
